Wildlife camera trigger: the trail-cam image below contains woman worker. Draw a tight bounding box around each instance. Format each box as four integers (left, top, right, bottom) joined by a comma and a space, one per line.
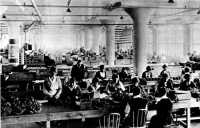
43, 66, 62, 102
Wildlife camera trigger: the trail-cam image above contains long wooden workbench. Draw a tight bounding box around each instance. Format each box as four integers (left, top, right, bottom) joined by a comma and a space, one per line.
1, 103, 106, 128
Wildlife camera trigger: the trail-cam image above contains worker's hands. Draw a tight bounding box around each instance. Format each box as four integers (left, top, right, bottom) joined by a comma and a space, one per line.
54, 94, 60, 99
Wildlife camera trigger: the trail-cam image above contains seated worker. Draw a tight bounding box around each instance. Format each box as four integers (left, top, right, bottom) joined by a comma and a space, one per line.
65, 78, 81, 106
142, 66, 153, 80
43, 66, 62, 102
119, 67, 129, 82
95, 64, 106, 82
155, 87, 169, 102
157, 73, 177, 101
112, 69, 119, 78
106, 74, 125, 95
157, 73, 174, 90
71, 59, 85, 82
129, 77, 148, 97
179, 73, 195, 91
194, 78, 200, 90
160, 64, 171, 78
191, 78, 200, 98
180, 66, 191, 83
124, 87, 148, 127
148, 98, 173, 128
88, 77, 101, 98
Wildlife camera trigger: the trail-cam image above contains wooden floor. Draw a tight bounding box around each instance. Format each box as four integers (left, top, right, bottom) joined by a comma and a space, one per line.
1, 118, 99, 128
2, 120, 200, 128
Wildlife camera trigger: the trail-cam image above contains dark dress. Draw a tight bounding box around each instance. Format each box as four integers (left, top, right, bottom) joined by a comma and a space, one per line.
148, 98, 173, 128
119, 71, 128, 82
64, 85, 81, 105
148, 115, 173, 128
95, 71, 106, 81
157, 79, 174, 90
142, 71, 153, 80
160, 70, 170, 78
71, 64, 85, 81
179, 80, 195, 91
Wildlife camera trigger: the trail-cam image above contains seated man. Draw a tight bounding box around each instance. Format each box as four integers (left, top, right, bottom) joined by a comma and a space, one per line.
124, 87, 148, 127
43, 66, 62, 103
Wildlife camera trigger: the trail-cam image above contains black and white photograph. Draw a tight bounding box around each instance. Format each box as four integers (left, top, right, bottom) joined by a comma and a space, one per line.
1, 0, 200, 128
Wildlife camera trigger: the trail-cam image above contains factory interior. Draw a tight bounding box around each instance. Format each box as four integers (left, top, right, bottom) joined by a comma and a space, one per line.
1, 0, 200, 128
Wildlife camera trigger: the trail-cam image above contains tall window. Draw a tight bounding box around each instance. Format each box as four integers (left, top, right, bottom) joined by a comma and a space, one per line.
115, 25, 134, 64
192, 24, 200, 53
0, 22, 9, 49
157, 25, 184, 60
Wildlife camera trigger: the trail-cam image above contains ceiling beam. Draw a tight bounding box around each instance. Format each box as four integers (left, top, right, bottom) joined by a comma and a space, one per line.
5, 13, 129, 17
122, 0, 200, 9
30, 0, 42, 22
0, 0, 200, 9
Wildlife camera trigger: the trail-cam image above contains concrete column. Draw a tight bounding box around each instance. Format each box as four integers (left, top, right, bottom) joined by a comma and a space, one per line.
151, 25, 158, 55
183, 24, 191, 55
125, 8, 152, 76
88, 27, 93, 50
105, 24, 115, 66
84, 28, 89, 50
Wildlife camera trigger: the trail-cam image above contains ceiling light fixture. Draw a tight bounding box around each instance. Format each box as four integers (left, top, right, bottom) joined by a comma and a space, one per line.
66, 8, 71, 12
66, 0, 72, 13
2, 14, 6, 19
197, 9, 200, 14
168, 0, 174, 3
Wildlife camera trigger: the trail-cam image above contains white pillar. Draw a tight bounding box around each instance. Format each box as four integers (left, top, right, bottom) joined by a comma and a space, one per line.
84, 28, 89, 50
125, 8, 152, 76
105, 24, 115, 66
88, 27, 93, 50
152, 25, 158, 55
183, 24, 191, 55
91, 28, 100, 55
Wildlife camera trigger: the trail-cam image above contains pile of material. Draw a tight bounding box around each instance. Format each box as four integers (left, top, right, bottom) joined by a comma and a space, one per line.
1, 96, 41, 116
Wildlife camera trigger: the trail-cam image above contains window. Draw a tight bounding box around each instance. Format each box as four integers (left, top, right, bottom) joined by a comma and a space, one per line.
157, 25, 184, 60
192, 24, 200, 53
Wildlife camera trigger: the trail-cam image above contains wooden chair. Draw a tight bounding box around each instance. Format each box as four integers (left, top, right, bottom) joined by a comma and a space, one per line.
99, 113, 120, 128
130, 109, 148, 128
